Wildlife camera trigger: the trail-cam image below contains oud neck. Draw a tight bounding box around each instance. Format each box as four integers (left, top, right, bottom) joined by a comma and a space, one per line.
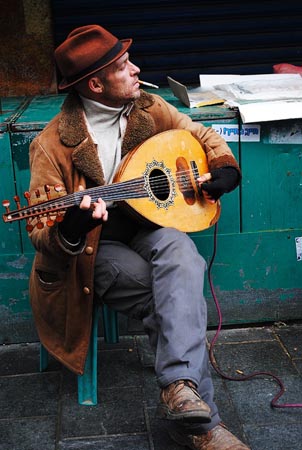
3, 178, 147, 223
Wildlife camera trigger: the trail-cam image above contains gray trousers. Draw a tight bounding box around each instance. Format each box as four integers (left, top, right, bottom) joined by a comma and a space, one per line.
94, 226, 221, 433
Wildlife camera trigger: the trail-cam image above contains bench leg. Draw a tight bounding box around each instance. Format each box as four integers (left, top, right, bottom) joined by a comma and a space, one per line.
39, 304, 119, 406
77, 304, 99, 406
40, 344, 49, 372
102, 304, 119, 344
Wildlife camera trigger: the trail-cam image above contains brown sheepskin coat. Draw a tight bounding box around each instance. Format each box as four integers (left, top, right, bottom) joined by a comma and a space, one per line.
28, 90, 240, 374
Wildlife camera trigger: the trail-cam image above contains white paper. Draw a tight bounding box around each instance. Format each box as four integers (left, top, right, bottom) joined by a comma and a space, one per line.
214, 77, 302, 102
230, 99, 302, 124
199, 73, 301, 91
199, 73, 302, 122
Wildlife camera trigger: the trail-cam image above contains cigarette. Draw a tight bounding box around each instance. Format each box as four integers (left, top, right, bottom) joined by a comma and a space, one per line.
138, 80, 159, 89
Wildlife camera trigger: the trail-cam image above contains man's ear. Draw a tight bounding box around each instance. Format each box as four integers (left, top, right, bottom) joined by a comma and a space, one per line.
88, 76, 104, 93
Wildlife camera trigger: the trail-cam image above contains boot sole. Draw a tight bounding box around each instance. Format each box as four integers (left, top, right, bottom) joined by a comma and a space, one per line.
168, 429, 195, 449
156, 404, 211, 423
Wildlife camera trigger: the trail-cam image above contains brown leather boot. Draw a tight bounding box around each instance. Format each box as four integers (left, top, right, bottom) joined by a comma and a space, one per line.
156, 379, 211, 422
169, 423, 250, 449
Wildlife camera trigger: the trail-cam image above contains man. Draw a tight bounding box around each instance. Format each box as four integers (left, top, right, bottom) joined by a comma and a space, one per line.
28, 24, 250, 450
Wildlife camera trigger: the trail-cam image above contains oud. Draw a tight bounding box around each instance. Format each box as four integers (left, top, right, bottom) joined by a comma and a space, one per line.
2, 130, 220, 233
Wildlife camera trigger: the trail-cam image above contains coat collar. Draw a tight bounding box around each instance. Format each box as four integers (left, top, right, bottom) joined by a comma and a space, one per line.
58, 91, 156, 186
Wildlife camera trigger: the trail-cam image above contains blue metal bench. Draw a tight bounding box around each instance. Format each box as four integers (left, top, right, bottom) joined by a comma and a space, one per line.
40, 303, 119, 405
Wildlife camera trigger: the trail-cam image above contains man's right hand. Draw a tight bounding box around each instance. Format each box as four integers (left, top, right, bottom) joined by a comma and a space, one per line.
59, 189, 108, 244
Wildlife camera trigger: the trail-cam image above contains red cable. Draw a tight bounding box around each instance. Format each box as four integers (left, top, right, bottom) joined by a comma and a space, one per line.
208, 222, 302, 409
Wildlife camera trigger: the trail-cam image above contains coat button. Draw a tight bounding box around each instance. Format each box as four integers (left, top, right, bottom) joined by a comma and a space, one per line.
83, 287, 90, 295
85, 246, 94, 255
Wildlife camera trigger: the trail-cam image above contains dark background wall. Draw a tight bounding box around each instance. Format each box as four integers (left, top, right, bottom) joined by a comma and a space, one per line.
1, 0, 302, 96
51, 0, 302, 87
0, 0, 55, 96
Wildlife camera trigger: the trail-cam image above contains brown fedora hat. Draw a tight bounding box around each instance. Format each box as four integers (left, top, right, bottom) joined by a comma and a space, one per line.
55, 24, 132, 90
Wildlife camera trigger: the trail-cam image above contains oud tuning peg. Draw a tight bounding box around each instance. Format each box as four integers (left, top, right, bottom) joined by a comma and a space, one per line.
54, 184, 63, 193
55, 214, 64, 223
36, 218, 44, 229
25, 220, 34, 232
35, 189, 41, 199
54, 185, 64, 223
46, 208, 55, 227
46, 217, 55, 227
2, 200, 10, 212
24, 191, 31, 205
14, 195, 21, 209
44, 184, 51, 200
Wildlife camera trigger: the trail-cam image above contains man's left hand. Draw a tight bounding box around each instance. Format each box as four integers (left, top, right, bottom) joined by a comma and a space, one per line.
197, 167, 240, 203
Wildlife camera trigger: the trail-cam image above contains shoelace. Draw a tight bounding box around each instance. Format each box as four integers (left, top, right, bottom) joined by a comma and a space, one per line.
173, 380, 200, 398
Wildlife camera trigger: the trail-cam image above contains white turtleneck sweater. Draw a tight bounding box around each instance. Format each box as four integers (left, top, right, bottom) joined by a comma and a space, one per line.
80, 96, 129, 184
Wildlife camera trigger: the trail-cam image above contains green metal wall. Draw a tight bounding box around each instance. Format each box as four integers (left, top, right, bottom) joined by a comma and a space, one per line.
0, 97, 35, 343
1, 92, 302, 344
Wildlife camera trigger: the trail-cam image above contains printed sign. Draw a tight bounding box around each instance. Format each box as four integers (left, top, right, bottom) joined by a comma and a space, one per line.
212, 124, 261, 142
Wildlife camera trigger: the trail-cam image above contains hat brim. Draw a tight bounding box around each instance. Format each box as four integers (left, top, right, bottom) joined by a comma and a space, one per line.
58, 38, 132, 90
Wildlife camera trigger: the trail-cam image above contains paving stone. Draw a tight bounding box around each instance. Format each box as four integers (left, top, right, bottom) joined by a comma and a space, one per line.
59, 434, 150, 450
207, 326, 275, 344
293, 358, 302, 374
212, 340, 298, 377
0, 373, 60, 419
1, 323, 302, 450
98, 335, 136, 351
245, 422, 302, 450
141, 365, 159, 408
60, 385, 146, 438
273, 323, 302, 358
98, 347, 143, 389
0, 342, 61, 376
0, 417, 56, 450
225, 375, 302, 426
136, 335, 155, 367
0, 343, 40, 375
149, 409, 185, 450
212, 373, 246, 441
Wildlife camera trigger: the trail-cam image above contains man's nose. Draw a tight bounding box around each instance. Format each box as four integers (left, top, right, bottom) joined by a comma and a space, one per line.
129, 60, 140, 74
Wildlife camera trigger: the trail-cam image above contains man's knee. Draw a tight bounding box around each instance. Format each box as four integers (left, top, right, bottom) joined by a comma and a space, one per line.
154, 228, 206, 269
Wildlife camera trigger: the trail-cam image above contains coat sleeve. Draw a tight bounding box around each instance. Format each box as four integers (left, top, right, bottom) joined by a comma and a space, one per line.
28, 138, 86, 258
149, 94, 241, 173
